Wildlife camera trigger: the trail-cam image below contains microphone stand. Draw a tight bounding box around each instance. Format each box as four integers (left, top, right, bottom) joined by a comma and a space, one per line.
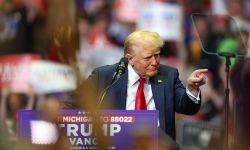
97, 85, 111, 108
97, 58, 128, 108
97, 74, 122, 108
218, 52, 236, 150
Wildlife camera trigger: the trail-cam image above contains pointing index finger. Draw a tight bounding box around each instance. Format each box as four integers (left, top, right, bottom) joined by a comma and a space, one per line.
195, 69, 208, 74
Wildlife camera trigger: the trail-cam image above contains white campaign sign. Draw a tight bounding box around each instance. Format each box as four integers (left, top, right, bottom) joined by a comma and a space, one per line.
115, 0, 155, 22
31, 61, 77, 94
137, 2, 182, 41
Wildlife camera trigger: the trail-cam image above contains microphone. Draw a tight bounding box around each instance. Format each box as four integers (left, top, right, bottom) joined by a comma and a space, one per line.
111, 57, 128, 84
97, 57, 128, 107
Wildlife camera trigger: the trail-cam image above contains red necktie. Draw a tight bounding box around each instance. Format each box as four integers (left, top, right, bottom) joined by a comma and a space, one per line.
135, 77, 147, 110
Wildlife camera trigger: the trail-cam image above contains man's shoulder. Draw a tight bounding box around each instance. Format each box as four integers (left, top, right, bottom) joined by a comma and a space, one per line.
150, 65, 178, 82
95, 63, 118, 73
159, 64, 178, 73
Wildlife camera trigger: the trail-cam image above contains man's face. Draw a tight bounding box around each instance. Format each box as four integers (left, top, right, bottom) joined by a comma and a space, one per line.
128, 41, 160, 78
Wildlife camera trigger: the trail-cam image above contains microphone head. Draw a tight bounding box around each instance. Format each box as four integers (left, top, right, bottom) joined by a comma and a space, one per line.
120, 57, 128, 66
118, 57, 128, 69
111, 57, 128, 84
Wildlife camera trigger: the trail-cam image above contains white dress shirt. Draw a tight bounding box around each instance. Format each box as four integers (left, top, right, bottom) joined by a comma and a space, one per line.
125, 64, 200, 110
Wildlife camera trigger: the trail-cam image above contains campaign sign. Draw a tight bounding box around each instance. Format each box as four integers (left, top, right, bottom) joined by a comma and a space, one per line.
0, 54, 41, 92
30, 60, 77, 94
18, 110, 158, 150
137, 2, 182, 41
114, 0, 155, 22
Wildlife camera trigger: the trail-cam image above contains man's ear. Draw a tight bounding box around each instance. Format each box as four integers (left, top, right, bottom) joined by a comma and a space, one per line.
125, 54, 131, 60
125, 54, 133, 65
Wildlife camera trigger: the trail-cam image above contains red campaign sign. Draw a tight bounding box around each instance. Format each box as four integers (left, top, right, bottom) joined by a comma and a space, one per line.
0, 54, 41, 93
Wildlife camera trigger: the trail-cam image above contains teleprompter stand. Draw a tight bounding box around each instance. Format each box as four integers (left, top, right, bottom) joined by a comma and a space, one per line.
218, 52, 236, 150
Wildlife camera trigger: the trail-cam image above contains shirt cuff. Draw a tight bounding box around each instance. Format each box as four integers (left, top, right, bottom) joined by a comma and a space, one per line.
186, 88, 200, 104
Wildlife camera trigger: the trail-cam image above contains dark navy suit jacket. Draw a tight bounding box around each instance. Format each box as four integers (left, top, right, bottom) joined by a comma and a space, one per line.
87, 63, 201, 140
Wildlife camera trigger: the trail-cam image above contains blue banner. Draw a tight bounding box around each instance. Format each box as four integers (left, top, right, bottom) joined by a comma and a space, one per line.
18, 110, 158, 150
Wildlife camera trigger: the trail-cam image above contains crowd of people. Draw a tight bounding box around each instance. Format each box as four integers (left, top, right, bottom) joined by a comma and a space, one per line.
0, 0, 250, 149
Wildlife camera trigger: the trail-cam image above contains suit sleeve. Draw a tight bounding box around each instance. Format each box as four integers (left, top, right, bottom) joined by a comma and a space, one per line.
173, 69, 201, 115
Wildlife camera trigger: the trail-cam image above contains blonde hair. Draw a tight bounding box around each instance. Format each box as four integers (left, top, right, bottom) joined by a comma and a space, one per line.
124, 30, 164, 57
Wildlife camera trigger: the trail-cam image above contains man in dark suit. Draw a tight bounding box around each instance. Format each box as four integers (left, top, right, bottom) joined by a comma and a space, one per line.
82, 30, 207, 141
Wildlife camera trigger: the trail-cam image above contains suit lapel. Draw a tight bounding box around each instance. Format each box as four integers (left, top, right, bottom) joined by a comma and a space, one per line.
108, 69, 128, 109
151, 74, 166, 131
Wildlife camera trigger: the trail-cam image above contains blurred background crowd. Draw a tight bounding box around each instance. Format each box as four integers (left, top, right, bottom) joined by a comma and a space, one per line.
0, 0, 250, 149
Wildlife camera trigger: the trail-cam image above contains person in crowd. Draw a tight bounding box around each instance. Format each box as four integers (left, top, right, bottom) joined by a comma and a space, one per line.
230, 56, 250, 150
